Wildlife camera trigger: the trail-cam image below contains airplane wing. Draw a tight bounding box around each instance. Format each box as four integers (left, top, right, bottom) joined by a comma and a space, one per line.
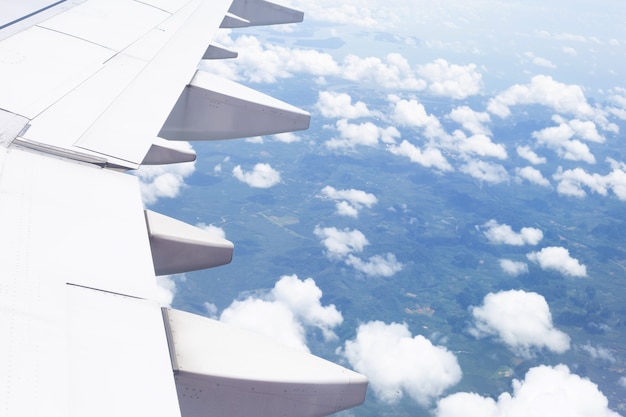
0, 1, 368, 416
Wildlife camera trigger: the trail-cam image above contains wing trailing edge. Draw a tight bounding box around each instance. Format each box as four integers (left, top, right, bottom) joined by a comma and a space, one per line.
145, 209, 234, 276
159, 70, 311, 141
163, 308, 369, 417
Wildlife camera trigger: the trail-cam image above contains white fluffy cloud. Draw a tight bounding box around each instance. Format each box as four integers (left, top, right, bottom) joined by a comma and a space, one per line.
345, 253, 403, 277
155, 275, 177, 307
316, 91, 372, 119
321, 185, 377, 218
487, 75, 596, 119
219, 275, 343, 351
448, 106, 491, 135
531, 119, 597, 164
135, 160, 196, 205
232, 163, 281, 188
552, 163, 626, 200
515, 166, 551, 187
470, 290, 571, 357
459, 160, 509, 184
417, 59, 483, 99
313, 225, 369, 258
483, 220, 543, 246
526, 246, 587, 277
340, 321, 462, 405
389, 96, 447, 139
516, 145, 547, 165
436, 364, 621, 417
325, 119, 399, 149
313, 226, 402, 277
388, 140, 454, 172
499, 259, 529, 276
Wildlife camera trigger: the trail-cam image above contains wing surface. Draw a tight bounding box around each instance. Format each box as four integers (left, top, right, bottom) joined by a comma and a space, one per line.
0, 1, 367, 417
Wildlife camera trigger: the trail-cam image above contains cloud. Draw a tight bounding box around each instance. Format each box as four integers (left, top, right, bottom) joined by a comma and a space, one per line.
321, 185, 377, 218
232, 163, 281, 188
515, 166, 551, 187
155, 275, 177, 307
526, 246, 587, 277
483, 220, 543, 246
579, 343, 616, 363
487, 75, 595, 119
388, 140, 454, 172
342, 53, 427, 90
516, 145, 547, 164
469, 290, 571, 357
316, 91, 373, 119
436, 364, 620, 417
389, 96, 447, 139
455, 133, 507, 160
531, 117, 598, 164
552, 163, 626, 201
345, 253, 403, 277
523, 51, 557, 69
416, 59, 483, 99
340, 321, 462, 405
219, 275, 343, 352
135, 160, 196, 205
195, 222, 227, 239
325, 119, 399, 149
459, 160, 509, 184
313, 226, 369, 258
272, 132, 301, 143
499, 259, 529, 276
448, 106, 491, 135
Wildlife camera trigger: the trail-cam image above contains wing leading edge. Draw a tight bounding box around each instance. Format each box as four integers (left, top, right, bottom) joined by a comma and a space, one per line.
0, 1, 367, 417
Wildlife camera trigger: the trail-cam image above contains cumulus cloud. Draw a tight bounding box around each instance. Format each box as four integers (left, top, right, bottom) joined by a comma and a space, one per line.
516, 145, 547, 164
416, 59, 483, 99
340, 321, 462, 405
455, 133, 507, 160
232, 163, 281, 188
389, 96, 447, 139
487, 75, 595, 119
448, 106, 491, 135
316, 91, 373, 119
313, 226, 402, 277
470, 290, 571, 357
459, 159, 509, 184
483, 220, 543, 246
195, 222, 227, 239
531, 116, 601, 163
552, 163, 626, 200
220, 275, 343, 351
325, 119, 399, 149
155, 275, 177, 307
345, 253, 403, 277
272, 132, 301, 143
135, 160, 196, 205
499, 259, 529, 276
526, 246, 587, 277
388, 140, 454, 172
515, 166, 551, 187
342, 53, 426, 90
436, 364, 621, 417
320, 185, 377, 218
313, 226, 369, 258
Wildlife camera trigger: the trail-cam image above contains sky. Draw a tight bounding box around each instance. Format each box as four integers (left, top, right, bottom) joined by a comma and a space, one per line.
138, 1, 626, 416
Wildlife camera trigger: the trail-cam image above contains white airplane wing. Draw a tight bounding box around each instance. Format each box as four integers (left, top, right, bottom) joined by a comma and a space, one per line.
0, 1, 368, 416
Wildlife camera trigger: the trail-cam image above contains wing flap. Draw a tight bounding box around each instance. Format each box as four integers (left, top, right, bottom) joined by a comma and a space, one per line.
163, 308, 368, 417
145, 209, 234, 276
